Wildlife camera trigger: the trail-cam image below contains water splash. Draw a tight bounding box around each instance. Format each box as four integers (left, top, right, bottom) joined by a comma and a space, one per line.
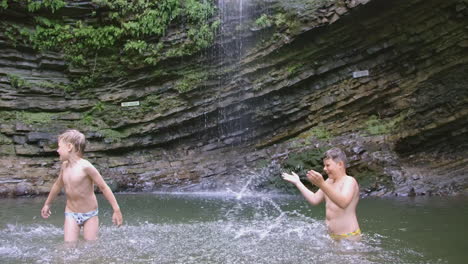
0, 203, 428, 264
0, 188, 432, 264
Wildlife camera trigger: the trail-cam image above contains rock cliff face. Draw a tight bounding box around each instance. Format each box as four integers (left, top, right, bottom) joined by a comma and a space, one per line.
0, 0, 467, 197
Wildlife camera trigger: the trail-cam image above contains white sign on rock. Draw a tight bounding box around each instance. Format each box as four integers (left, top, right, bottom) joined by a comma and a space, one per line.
121, 101, 140, 107
352, 70, 369, 78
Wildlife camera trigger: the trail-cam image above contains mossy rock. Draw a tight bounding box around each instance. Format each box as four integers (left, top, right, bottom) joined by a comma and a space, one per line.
348, 167, 392, 193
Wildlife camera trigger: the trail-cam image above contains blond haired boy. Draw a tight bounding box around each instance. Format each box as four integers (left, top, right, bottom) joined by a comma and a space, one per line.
282, 147, 361, 240
41, 129, 123, 242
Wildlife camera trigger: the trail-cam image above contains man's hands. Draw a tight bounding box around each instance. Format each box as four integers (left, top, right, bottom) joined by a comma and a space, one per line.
41, 204, 51, 219
306, 170, 325, 187
112, 209, 123, 227
282, 171, 301, 185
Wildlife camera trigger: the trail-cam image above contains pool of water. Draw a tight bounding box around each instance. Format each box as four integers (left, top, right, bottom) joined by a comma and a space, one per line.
1, 192, 467, 263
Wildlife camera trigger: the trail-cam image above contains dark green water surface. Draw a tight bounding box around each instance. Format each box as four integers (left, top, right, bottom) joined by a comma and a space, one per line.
1, 192, 467, 263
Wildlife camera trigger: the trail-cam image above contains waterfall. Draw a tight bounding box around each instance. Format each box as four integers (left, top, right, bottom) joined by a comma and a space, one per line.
213, 0, 259, 146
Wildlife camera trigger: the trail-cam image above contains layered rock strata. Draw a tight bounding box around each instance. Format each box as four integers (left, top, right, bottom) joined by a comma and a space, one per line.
0, 0, 467, 196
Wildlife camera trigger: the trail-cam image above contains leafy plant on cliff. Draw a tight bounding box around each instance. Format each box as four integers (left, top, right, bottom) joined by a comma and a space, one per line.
295, 125, 332, 146
7, 74, 32, 88
309, 126, 332, 140
2, 0, 220, 89
99, 128, 127, 143
142, 94, 183, 113
273, 13, 287, 28
175, 71, 208, 93
281, 147, 326, 179
1, 0, 66, 12
286, 63, 304, 76
16, 111, 53, 125
255, 14, 272, 29
38, 81, 71, 92
0, 111, 16, 123
0, 22, 30, 47
26, 0, 66, 13
0, 133, 13, 145
365, 113, 407, 135
81, 101, 105, 126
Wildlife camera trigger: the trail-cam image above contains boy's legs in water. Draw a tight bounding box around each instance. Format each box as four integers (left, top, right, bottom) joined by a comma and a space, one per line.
64, 216, 80, 242
83, 216, 99, 241
63, 215, 99, 242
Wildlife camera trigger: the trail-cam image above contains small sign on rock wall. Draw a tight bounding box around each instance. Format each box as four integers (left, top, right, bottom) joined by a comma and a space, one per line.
352, 70, 369, 78
121, 101, 140, 107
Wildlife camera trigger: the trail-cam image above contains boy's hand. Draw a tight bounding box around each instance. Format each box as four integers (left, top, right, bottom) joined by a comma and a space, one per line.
282, 171, 301, 185
307, 170, 325, 187
41, 204, 51, 219
112, 209, 123, 227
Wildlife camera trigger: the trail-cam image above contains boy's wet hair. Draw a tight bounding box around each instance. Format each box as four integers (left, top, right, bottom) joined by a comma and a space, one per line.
323, 147, 347, 167
58, 129, 86, 157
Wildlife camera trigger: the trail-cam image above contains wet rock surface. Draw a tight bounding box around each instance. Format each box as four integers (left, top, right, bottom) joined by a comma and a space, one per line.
0, 0, 467, 197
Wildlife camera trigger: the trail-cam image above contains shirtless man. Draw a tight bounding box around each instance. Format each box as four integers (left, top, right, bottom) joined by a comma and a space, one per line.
282, 147, 361, 240
41, 129, 123, 242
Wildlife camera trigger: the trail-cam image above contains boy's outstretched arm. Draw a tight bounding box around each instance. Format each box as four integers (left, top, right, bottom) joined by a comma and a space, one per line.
282, 171, 324, 205
307, 170, 356, 209
41, 167, 64, 219
85, 165, 123, 226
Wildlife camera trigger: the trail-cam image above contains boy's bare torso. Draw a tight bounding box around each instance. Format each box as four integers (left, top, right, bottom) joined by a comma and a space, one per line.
324, 176, 360, 235
62, 159, 98, 213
